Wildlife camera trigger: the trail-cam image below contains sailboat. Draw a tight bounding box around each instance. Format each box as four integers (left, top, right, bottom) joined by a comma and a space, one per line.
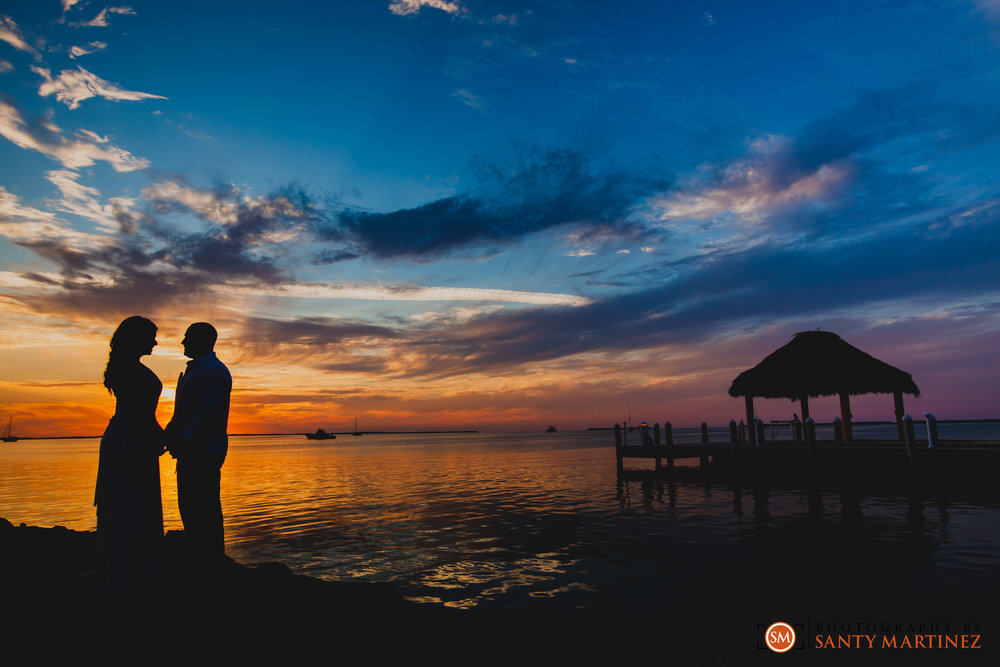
3, 417, 17, 443
352, 417, 362, 436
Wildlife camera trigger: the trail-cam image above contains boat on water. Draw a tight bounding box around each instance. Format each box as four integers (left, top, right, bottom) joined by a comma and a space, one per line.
546, 425, 557, 432
352, 417, 362, 436
305, 428, 336, 440
3, 417, 17, 443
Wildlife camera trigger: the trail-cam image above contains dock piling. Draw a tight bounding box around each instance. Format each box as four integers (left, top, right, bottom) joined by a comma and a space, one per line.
654, 423, 662, 472
744, 395, 755, 443
614, 423, 623, 475
700, 422, 709, 469
729, 419, 738, 459
924, 413, 939, 448
664, 421, 674, 470
805, 417, 816, 456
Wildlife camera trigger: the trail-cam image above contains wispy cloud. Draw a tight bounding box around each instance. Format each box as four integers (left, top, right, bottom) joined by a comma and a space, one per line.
974, 0, 1000, 22
0, 185, 106, 247
0, 98, 150, 171
46, 169, 139, 232
0, 16, 40, 60
642, 79, 1000, 251
74, 6, 136, 28
389, 0, 462, 17
33, 66, 166, 110
452, 88, 485, 110
239, 282, 592, 306
491, 14, 519, 26
69, 41, 108, 58
142, 180, 243, 225
650, 134, 852, 228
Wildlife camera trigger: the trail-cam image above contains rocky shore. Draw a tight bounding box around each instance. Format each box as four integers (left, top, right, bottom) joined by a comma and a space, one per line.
1, 519, 503, 663
0, 518, 659, 665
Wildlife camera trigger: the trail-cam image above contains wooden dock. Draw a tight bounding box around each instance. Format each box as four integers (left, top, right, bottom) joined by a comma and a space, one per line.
613, 420, 1000, 483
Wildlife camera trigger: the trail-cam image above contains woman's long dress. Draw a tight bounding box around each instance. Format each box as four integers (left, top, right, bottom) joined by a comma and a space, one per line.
94, 364, 165, 592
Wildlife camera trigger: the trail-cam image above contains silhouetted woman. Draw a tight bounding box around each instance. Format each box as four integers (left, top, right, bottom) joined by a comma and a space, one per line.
95, 316, 166, 591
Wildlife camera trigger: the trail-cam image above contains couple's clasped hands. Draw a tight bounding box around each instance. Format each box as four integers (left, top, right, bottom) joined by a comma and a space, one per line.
151, 422, 193, 458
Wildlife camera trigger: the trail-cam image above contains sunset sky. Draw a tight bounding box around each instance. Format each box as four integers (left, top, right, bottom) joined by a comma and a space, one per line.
1, 0, 999, 436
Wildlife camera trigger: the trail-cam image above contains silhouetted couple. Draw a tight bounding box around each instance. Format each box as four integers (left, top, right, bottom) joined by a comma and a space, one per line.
94, 317, 232, 592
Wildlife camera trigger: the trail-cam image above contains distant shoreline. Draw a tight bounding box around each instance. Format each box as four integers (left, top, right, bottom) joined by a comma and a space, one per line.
9, 420, 998, 439
8, 429, 481, 440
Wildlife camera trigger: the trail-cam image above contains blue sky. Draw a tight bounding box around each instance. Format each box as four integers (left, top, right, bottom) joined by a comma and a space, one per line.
1, 0, 999, 433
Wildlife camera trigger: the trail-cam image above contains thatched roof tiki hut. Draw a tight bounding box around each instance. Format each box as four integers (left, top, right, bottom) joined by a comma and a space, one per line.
728, 331, 920, 442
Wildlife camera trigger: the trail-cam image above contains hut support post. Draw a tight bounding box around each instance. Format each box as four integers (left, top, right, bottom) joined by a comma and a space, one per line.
833, 417, 843, 444
614, 423, 623, 476
798, 396, 810, 444
839, 392, 854, 442
894, 391, 906, 441
805, 417, 816, 456
744, 395, 755, 443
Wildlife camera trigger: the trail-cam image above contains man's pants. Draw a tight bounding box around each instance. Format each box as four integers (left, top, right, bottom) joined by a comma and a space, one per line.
177, 454, 226, 561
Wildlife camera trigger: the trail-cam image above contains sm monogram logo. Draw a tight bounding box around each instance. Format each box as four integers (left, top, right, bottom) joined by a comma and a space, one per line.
765, 622, 797, 653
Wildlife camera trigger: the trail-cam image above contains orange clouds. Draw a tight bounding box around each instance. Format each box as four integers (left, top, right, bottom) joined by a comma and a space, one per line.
1, 311, 995, 439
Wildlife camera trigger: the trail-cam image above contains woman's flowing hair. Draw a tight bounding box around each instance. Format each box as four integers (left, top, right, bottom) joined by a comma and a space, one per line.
103, 316, 157, 393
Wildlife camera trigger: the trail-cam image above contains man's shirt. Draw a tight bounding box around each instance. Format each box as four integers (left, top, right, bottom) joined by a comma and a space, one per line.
171, 351, 232, 457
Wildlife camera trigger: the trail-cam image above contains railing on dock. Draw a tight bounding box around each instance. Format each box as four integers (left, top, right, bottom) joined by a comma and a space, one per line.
613, 413, 999, 479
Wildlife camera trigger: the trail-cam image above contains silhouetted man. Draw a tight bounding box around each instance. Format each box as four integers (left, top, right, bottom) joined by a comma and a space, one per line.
166, 322, 232, 565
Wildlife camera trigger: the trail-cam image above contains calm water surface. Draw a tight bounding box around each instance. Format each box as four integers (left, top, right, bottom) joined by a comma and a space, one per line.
2, 426, 999, 632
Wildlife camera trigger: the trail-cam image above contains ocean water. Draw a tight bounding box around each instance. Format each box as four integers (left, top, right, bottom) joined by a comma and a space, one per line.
2, 426, 1000, 648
